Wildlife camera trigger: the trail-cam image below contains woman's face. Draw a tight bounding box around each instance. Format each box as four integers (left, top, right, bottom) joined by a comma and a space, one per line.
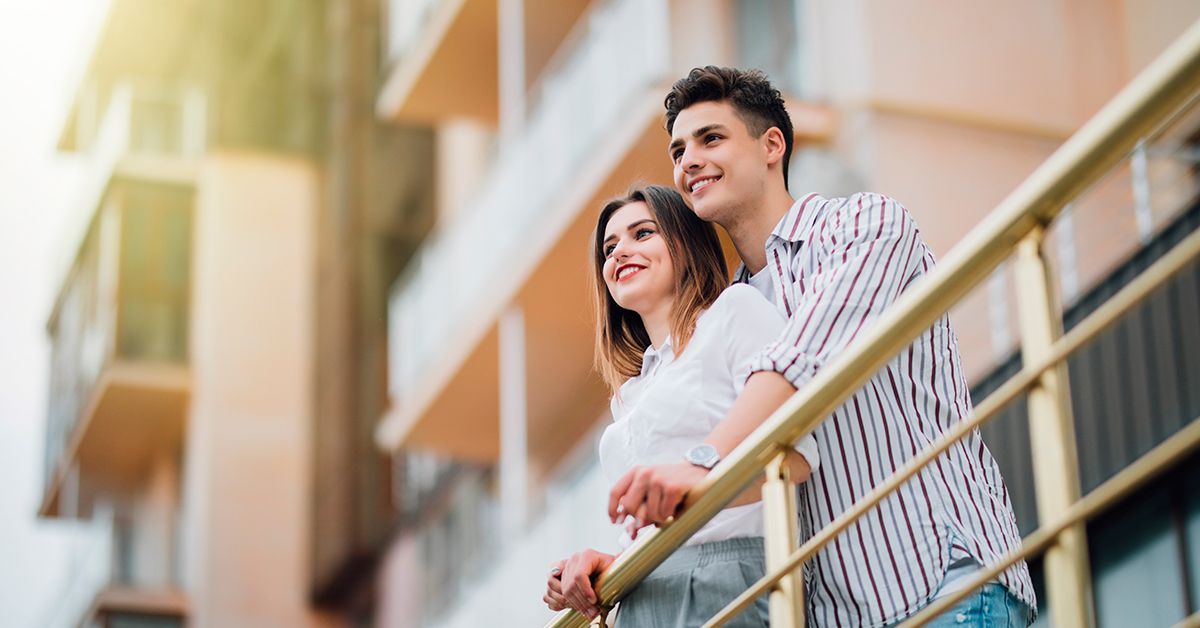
601, 201, 676, 317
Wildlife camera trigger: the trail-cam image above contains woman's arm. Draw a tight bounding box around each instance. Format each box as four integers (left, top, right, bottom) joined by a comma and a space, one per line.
608, 370, 810, 527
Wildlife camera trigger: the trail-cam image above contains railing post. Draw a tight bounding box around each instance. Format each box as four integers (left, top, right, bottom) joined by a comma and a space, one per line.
1014, 228, 1094, 628
762, 450, 805, 628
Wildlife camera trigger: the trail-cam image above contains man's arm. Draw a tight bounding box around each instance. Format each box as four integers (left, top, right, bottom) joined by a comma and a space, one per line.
609, 194, 922, 527
749, 194, 923, 390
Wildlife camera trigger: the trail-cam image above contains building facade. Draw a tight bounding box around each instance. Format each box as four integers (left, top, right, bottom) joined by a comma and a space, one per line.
36, 0, 1200, 627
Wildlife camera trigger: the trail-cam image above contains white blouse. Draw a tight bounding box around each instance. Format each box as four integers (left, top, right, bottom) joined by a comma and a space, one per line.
598, 284, 821, 547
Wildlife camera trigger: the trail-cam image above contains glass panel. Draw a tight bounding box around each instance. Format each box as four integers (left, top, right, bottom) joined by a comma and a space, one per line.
1028, 559, 1050, 628
418, 467, 498, 624
118, 183, 192, 362
105, 613, 182, 628
1183, 462, 1200, 612
45, 221, 104, 487
734, 0, 800, 95
129, 99, 184, 154
114, 515, 135, 585
1091, 490, 1187, 628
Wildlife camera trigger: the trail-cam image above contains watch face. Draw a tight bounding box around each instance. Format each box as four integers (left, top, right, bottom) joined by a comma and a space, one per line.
686, 444, 719, 468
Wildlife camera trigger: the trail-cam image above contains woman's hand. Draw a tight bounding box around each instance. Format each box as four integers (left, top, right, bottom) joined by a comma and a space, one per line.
608, 451, 811, 536
607, 372, 814, 533
608, 462, 707, 532
543, 550, 617, 619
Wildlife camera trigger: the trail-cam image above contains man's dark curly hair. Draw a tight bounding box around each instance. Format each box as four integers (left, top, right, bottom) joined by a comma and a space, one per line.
664, 66, 794, 188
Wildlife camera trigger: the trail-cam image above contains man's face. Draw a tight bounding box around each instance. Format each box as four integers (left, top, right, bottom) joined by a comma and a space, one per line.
669, 100, 771, 227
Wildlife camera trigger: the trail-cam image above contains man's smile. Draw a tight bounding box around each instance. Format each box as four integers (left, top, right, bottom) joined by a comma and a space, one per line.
689, 175, 721, 194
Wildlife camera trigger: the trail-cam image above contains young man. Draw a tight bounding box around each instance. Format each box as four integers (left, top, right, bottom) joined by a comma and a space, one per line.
607, 67, 1036, 627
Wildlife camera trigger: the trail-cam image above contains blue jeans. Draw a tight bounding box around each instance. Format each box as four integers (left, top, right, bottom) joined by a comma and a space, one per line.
885, 584, 1033, 628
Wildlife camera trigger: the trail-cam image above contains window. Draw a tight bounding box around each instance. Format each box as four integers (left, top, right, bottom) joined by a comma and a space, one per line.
1091, 489, 1188, 627
130, 99, 184, 155
103, 613, 183, 628
734, 0, 802, 96
117, 182, 192, 363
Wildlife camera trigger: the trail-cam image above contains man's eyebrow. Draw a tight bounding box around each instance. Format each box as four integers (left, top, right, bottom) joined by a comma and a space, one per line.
668, 124, 728, 153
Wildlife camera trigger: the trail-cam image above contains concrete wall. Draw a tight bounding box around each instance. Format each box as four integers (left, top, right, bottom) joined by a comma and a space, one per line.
182, 152, 342, 628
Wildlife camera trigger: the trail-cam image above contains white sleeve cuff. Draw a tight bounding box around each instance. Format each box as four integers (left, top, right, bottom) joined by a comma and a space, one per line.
792, 434, 820, 473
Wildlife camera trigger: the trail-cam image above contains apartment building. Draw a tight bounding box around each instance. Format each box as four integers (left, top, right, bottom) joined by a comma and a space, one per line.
36, 0, 1200, 627
372, 1, 1200, 628
38, 0, 430, 626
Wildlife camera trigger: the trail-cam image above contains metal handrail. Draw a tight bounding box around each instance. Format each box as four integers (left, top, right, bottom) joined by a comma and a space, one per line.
706, 224, 1200, 628
543, 16, 1200, 628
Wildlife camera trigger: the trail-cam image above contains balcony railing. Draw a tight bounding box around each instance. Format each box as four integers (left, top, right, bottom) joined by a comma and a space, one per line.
422, 457, 620, 628
385, 0, 445, 63
42, 504, 184, 628
43, 507, 117, 628
388, 0, 669, 403
44, 219, 108, 496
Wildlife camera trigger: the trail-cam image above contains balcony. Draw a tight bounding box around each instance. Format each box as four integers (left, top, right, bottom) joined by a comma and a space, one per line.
56, 81, 204, 280
379, 0, 671, 457
399, 451, 618, 628
379, 0, 595, 125
377, 0, 838, 461
43, 505, 186, 628
42, 85, 200, 517
379, 0, 500, 123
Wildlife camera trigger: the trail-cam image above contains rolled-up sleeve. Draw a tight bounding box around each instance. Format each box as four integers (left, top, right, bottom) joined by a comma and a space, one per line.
750, 194, 924, 393
719, 285, 822, 471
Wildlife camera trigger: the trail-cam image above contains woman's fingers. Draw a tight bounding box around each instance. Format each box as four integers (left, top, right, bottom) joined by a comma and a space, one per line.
544, 560, 567, 610
558, 550, 618, 619
617, 468, 651, 524
562, 555, 598, 618
646, 479, 666, 523
627, 503, 648, 539
608, 472, 634, 522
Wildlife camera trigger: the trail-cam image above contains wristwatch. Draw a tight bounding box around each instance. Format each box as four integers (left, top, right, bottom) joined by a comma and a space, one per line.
684, 443, 721, 470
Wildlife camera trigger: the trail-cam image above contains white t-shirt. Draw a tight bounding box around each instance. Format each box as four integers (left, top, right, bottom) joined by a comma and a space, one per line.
747, 265, 776, 305
598, 284, 820, 548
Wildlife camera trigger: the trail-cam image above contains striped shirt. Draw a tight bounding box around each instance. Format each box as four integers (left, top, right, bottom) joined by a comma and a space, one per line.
735, 193, 1035, 628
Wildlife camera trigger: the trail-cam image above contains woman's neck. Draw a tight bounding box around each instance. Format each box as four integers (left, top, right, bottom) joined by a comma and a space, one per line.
641, 303, 672, 350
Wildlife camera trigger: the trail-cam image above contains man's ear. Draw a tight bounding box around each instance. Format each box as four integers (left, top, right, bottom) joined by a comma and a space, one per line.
763, 126, 788, 167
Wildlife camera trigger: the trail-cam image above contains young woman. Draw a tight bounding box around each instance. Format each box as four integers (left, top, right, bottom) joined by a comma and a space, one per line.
543, 185, 819, 627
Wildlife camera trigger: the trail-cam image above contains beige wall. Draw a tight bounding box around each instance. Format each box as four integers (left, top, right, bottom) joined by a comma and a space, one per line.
181, 152, 342, 628
868, 0, 1127, 132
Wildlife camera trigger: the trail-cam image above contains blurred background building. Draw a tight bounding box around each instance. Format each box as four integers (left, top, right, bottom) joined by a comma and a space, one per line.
33, 1, 1200, 627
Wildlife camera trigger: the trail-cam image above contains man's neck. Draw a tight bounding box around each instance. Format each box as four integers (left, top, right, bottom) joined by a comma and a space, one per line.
725, 186, 796, 275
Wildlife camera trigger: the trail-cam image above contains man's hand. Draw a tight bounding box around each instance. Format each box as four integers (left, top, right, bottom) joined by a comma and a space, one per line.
543, 550, 617, 619
608, 461, 708, 531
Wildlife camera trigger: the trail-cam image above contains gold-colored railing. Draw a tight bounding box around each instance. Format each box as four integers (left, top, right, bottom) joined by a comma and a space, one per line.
544, 16, 1200, 628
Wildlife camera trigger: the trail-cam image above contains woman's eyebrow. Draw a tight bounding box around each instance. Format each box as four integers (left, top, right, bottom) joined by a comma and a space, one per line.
604, 219, 656, 244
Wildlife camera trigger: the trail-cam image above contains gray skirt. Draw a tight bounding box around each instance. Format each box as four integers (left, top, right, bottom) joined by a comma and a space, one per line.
614, 537, 770, 628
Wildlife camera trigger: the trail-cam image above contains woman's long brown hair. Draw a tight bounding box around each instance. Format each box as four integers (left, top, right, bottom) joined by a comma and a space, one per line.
590, 184, 729, 394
